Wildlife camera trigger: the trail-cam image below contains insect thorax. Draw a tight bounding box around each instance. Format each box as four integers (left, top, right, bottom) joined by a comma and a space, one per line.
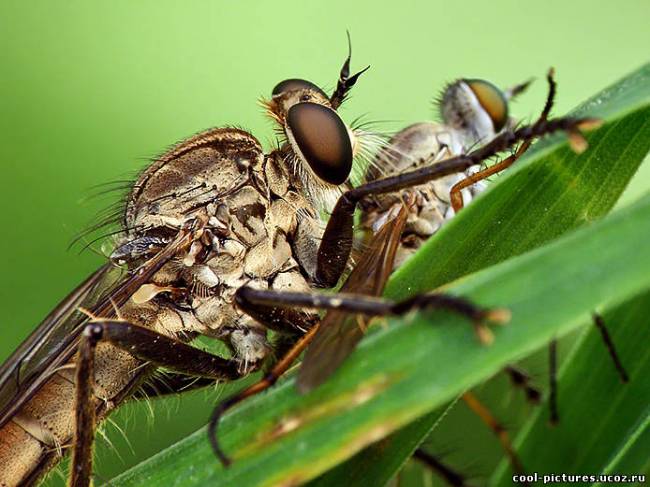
114, 127, 323, 362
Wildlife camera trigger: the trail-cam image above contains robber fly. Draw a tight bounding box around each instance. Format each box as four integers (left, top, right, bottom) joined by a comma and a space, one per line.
0, 37, 376, 486
0, 31, 595, 485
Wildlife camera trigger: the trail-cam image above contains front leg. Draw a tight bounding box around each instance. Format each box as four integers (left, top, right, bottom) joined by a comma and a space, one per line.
69, 319, 248, 487
236, 287, 508, 344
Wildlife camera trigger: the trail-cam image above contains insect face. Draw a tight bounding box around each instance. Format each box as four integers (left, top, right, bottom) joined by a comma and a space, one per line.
440, 78, 513, 142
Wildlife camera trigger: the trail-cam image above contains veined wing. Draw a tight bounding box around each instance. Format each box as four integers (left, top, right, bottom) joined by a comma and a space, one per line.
0, 228, 194, 428
297, 203, 409, 393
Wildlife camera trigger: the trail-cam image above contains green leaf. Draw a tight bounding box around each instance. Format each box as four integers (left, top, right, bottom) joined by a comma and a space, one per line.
491, 290, 650, 486
314, 62, 650, 487
111, 192, 650, 487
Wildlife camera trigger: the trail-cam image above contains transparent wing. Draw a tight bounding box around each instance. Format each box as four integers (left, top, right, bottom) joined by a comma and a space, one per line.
297, 203, 409, 392
0, 228, 194, 428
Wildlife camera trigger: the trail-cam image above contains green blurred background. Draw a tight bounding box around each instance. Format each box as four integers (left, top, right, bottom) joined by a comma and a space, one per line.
1, 1, 649, 484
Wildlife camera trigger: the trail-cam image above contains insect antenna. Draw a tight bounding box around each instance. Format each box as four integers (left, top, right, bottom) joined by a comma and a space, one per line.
329, 31, 370, 110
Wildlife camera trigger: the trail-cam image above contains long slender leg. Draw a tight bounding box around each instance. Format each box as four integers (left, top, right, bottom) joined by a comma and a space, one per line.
592, 313, 629, 383
412, 448, 469, 487
449, 147, 526, 213
462, 392, 525, 476
235, 287, 510, 344
95, 320, 246, 379
315, 112, 598, 286
449, 69, 557, 213
547, 314, 628, 427
69, 325, 101, 487
69, 320, 248, 487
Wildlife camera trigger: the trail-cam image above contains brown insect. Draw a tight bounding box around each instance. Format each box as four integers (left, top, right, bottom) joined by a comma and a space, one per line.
0, 35, 596, 487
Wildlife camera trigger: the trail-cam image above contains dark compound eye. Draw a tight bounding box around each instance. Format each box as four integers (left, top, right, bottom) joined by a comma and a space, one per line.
272, 78, 327, 98
464, 79, 509, 132
286, 102, 352, 185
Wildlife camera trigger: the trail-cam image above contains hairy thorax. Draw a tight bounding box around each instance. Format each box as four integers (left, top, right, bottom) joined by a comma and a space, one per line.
120, 127, 323, 363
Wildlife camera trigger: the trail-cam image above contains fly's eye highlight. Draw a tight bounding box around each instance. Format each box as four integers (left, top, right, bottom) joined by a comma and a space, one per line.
286, 102, 352, 185
272, 78, 326, 98
465, 79, 509, 132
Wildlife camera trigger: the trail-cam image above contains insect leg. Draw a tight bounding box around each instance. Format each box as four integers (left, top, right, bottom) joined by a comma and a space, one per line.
462, 391, 525, 476
315, 112, 599, 287
592, 313, 629, 383
69, 325, 100, 487
546, 314, 628, 426
449, 69, 557, 212
69, 319, 248, 486
412, 448, 470, 487
504, 365, 541, 404
88, 320, 247, 380
235, 287, 509, 344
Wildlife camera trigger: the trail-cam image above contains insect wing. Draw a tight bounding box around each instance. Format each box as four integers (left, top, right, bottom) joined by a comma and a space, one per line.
0, 228, 194, 428
0, 264, 121, 427
297, 204, 409, 392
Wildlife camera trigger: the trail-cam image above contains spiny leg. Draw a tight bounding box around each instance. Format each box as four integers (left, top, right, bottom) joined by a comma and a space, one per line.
236, 287, 509, 344
69, 325, 100, 487
315, 110, 599, 287
69, 319, 248, 487
462, 392, 525, 476
449, 69, 557, 213
412, 448, 470, 487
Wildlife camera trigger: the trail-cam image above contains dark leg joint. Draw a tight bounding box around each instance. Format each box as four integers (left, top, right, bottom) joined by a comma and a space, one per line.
505, 366, 541, 404
391, 294, 510, 345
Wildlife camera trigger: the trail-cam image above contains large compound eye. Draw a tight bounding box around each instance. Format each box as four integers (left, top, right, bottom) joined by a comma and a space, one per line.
465, 79, 509, 132
272, 78, 327, 98
286, 102, 352, 185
